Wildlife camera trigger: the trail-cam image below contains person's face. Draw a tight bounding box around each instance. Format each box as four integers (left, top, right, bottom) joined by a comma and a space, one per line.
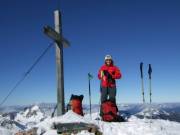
105, 59, 112, 66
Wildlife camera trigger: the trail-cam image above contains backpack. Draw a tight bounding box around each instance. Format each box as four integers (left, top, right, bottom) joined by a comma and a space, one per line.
101, 100, 119, 122
67, 95, 84, 116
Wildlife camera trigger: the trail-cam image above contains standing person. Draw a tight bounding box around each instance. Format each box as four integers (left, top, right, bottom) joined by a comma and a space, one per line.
98, 55, 122, 104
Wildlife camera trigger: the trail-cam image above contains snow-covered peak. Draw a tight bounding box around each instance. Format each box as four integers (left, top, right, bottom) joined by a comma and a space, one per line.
0, 114, 26, 134
14, 105, 45, 126
22, 105, 41, 118
135, 105, 170, 119
31, 105, 39, 112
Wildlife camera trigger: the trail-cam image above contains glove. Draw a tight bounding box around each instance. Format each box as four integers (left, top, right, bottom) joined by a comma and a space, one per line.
103, 70, 110, 77
103, 70, 114, 82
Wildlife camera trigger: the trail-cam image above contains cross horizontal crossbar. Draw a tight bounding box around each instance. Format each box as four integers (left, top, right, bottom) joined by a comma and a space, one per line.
43, 25, 70, 48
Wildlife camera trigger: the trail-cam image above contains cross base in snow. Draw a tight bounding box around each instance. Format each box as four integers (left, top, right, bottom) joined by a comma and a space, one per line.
15, 127, 37, 135
54, 122, 102, 135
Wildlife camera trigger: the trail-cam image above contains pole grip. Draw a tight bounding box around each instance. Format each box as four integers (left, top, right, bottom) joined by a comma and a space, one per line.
148, 64, 152, 79
140, 62, 143, 78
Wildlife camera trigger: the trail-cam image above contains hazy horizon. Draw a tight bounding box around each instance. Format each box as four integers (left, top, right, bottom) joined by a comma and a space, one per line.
0, 0, 180, 106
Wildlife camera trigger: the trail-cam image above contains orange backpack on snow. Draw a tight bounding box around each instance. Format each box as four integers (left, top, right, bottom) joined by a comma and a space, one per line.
68, 95, 84, 116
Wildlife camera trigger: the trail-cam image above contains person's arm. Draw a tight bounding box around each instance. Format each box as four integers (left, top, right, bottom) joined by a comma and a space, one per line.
98, 66, 107, 80
98, 68, 103, 80
111, 67, 122, 79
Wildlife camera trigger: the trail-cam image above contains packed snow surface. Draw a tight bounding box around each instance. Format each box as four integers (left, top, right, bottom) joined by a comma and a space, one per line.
37, 110, 180, 135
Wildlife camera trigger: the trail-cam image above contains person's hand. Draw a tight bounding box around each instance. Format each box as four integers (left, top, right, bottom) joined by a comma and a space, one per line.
100, 70, 107, 81
103, 70, 109, 77
100, 70, 104, 78
103, 70, 112, 79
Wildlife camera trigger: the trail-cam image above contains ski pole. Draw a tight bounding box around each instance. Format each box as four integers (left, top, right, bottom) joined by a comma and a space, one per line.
148, 64, 153, 125
140, 62, 145, 103
88, 73, 93, 118
51, 104, 57, 118
148, 64, 152, 104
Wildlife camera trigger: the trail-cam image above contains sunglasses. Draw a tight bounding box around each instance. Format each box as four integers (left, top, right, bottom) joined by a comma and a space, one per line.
105, 59, 112, 62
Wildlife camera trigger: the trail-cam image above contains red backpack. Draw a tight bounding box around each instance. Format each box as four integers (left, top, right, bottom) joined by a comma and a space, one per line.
68, 95, 84, 116
101, 100, 119, 122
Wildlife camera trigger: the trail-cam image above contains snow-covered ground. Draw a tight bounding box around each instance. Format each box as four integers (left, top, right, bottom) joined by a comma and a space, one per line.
37, 111, 180, 135
1, 103, 180, 135
0, 126, 12, 135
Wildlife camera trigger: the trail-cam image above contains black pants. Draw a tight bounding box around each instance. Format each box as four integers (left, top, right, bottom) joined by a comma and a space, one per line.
100, 86, 116, 103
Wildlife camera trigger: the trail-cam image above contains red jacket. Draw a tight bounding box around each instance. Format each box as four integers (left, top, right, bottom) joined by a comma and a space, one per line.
98, 64, 122, 87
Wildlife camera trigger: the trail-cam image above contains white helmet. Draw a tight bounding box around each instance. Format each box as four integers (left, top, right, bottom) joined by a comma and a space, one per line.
104, 55, 112, 61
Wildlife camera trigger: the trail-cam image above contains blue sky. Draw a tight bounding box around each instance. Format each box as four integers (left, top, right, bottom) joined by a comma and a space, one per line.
0, 0, 180, 106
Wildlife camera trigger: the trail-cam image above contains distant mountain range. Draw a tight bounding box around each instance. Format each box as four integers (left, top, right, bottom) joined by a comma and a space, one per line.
0, 103, 180, 135
1, 103, 180, 122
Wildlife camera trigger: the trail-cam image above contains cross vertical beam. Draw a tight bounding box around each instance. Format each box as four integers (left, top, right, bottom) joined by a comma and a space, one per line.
54, 10, 65, 115
44, 9, 70, 116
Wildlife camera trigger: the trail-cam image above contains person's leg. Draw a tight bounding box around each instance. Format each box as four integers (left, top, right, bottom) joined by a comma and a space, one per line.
101, 86, 108, 103
109, 87, 116, 103
109, 87, 119, 120
100, 86, 108, 116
